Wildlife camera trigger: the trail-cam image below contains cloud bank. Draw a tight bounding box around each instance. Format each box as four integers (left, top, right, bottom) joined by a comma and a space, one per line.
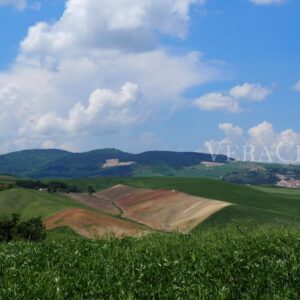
0, 0, 223, 153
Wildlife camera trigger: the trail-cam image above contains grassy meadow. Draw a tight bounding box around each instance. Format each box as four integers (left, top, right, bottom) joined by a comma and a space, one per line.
0, 188, 91, 220
1, 225, 300, 299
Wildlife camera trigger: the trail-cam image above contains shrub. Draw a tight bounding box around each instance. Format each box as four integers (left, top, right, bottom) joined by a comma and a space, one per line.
0, 214, 46, 242
0, 184, 13, 192
88, 185, 96, 195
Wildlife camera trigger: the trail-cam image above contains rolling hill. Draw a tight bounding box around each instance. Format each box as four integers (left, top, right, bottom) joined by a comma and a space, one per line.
0, 183, 231, 238
1, 176, 300, 240
64, 177, 300, 228
0, 148, 232, 178
1, 149, 300, 185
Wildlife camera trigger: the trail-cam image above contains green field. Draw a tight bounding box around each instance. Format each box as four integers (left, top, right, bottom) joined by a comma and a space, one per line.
0, 175, 17, 185
1, 226, 300, 299
0, 188, 91, 220
64, 177, 300, 227
1, 176, 300, 227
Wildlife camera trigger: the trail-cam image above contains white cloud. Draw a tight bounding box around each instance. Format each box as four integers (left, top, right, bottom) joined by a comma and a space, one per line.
203, 121, 300, 163
229, 83, 273, 101
219, 123, 243, 138
194, 92, 240, 113
0, 0, 26, 9
193, 82, 273, 113
250, 0, 287, 5
0, 0, 224, 153
292, 80, 300, 92
21, 0, 206, 56
33, 82, 140, 136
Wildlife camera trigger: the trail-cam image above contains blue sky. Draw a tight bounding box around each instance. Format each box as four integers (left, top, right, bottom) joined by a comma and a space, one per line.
0, 0, 299, 162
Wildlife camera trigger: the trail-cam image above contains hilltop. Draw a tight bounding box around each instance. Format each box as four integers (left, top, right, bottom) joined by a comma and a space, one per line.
1, 149, 300, 185
0, 149, 232, 179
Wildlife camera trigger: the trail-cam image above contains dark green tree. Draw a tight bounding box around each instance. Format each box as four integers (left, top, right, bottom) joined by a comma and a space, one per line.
0, 214, 46, 242
88, 186, 96, 195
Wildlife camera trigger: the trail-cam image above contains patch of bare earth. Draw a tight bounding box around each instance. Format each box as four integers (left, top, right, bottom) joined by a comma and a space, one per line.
96, 185, 232, 233
45, 208, 151, 238
66, 193, 120, 215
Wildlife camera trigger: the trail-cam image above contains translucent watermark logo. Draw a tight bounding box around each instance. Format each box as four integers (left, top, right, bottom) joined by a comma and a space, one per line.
205, 142, 300, 164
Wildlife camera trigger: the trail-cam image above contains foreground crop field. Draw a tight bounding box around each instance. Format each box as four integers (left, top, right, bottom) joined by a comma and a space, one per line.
1, 226, 300, 299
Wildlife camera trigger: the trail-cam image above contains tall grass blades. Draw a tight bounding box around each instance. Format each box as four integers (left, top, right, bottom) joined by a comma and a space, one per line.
0, 226, 300, 299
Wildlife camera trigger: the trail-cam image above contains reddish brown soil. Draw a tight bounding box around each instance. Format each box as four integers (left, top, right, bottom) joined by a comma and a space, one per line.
96, 185, 232, 233
45, 208, 151, 238
66, 193, 120, 215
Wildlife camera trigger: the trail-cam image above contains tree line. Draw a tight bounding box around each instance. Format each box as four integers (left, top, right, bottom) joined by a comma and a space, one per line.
16, 180, 81, 193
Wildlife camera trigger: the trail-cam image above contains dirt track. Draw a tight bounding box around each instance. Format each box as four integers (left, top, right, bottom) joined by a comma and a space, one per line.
66, 193, 121, 215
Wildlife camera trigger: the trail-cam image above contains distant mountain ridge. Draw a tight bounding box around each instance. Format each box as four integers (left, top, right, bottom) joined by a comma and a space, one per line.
0, 149, 232, 179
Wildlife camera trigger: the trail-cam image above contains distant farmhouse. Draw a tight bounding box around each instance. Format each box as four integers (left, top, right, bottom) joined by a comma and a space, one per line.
102, 159, 136, 169
201, 161, 225, 167
277, 179, 300, 189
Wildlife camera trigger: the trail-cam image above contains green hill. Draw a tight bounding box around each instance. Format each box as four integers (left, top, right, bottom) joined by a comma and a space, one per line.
1, 176, 300, 228
0, 149, 70, 177
64, 177, 300, 227
0, 188, 90, 220
0, 149, 232, 178
1, 149, 300, 185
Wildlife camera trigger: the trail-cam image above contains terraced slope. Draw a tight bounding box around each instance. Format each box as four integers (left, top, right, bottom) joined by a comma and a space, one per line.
0, 188, 153, 238
95, 185, 232, 232
44, 208, 151, 238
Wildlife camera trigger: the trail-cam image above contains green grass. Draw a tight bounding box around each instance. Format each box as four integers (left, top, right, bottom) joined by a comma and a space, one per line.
1, 225, 300, 299
0, 188, 91, 220
46, 227, 82, 240
0, 175, 17, 185
65, 177, 300, 227
151, 161, 258, 178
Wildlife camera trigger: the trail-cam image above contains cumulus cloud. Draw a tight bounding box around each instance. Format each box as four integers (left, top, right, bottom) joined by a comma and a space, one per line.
0, 0, 26, 9
203, 122, 300, 163
292, 80, 300, 92
21, 0, 206, 56
193, 82, 273, 113
194, 93, 240, 113
229, 83, 273, 101
219, 123, 243, 139
34, 83, 140, 136
0, 0, 223, 153
250, 0, 287, 5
